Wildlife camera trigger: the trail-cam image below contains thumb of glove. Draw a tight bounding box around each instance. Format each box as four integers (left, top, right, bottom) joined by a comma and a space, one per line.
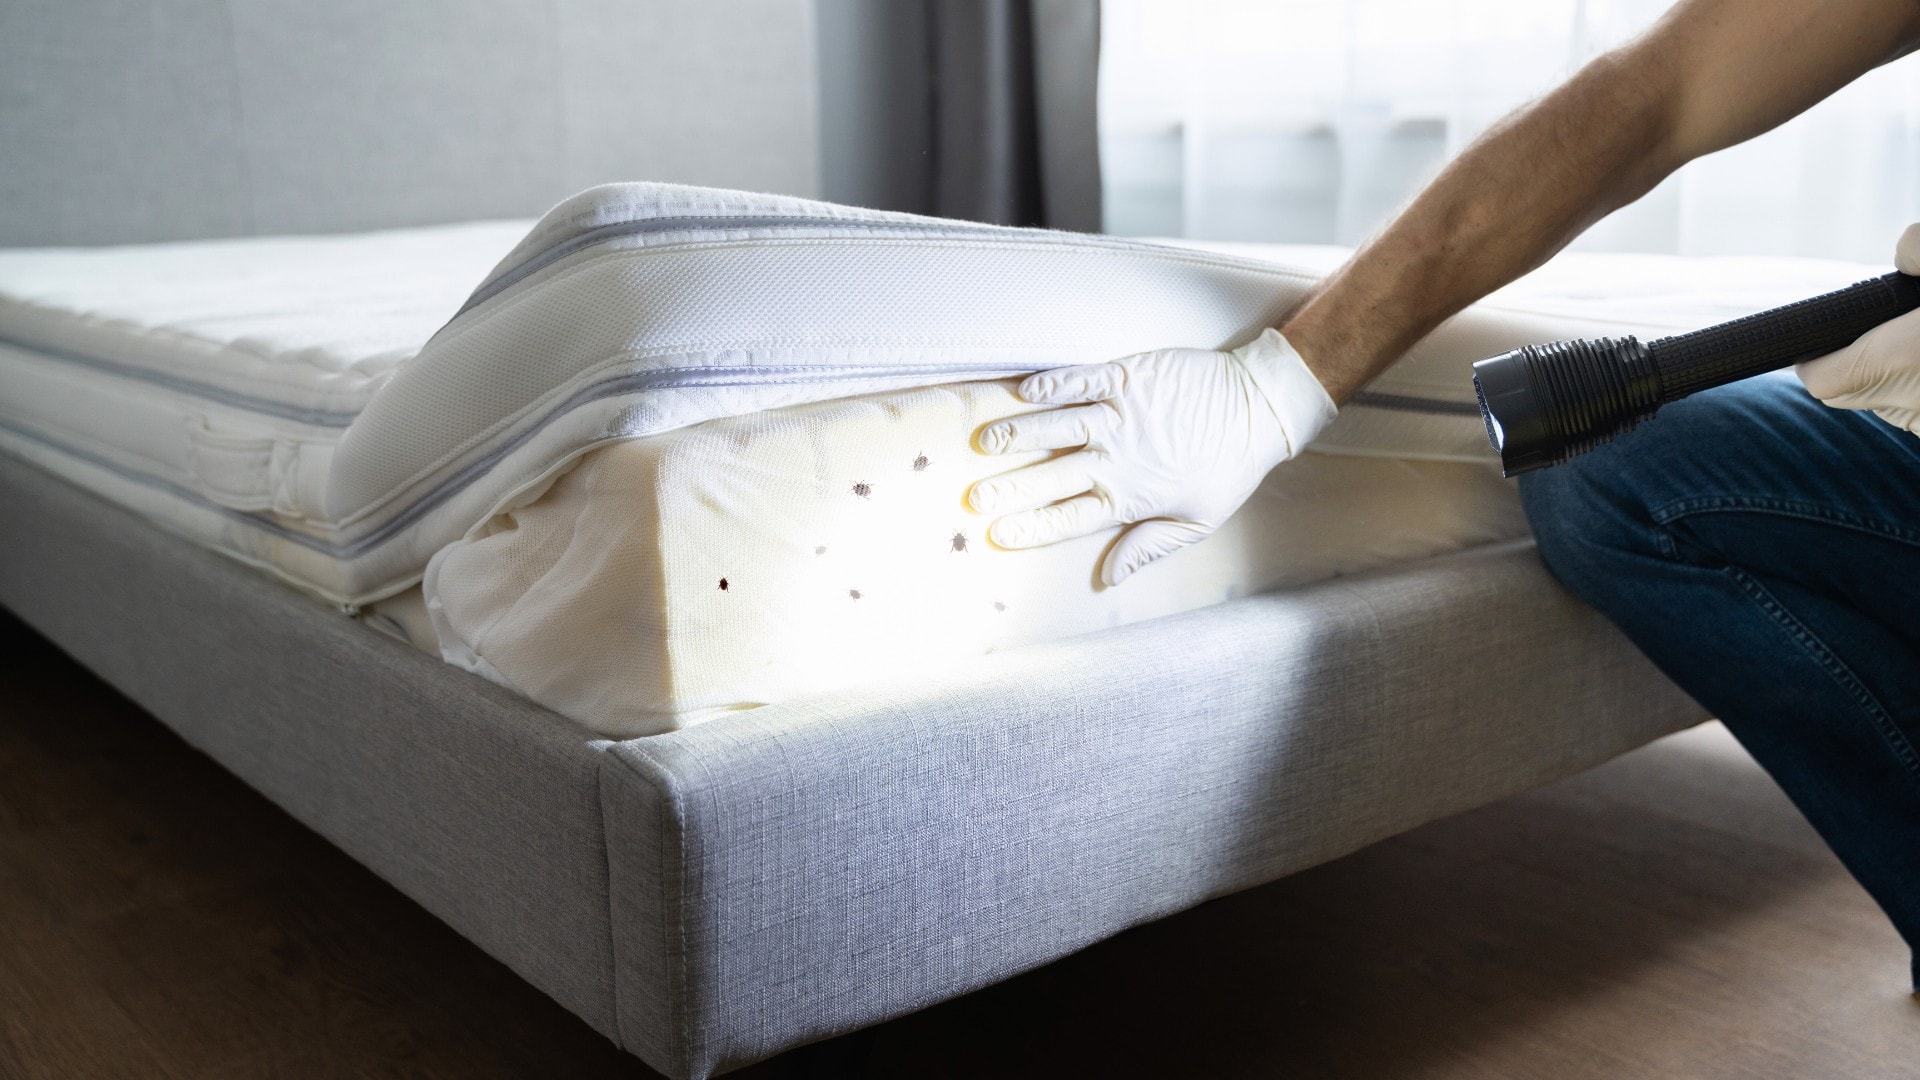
1100, 518, 1212, 587
1898, 223, 1920, 276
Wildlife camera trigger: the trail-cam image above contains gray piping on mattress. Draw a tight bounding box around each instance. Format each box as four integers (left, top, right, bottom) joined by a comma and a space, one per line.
0, 331, 363, 427
1348, 391, 1485, 416
0, 413, 344, 554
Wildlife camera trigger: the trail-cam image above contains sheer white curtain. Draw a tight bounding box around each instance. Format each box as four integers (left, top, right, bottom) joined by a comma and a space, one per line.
1100, 0, 1920, 262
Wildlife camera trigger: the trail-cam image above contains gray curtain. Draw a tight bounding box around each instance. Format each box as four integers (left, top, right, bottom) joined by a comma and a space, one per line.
928, 0, 1103, 231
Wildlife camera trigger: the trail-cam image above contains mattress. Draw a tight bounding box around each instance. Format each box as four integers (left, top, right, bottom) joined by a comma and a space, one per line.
421, 384, 1528, 732
0, 221, 531, 597
0, 186, 1895, 733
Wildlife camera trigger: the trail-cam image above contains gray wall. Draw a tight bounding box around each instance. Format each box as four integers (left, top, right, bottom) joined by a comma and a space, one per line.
814, 0, 935, 215
0, 0, 821, 246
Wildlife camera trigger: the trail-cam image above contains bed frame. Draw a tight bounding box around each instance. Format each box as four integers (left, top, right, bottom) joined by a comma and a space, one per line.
1, 5, 1703, 1074
0, 452, 1701, 1076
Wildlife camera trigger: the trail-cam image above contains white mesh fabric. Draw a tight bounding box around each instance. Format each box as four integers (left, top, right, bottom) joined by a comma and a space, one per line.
326, 182, 1322, 568
422, 379, 1529, 736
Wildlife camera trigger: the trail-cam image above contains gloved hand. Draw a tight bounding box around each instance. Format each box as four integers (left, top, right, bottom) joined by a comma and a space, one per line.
1796, 222, 1920, 433
968, 328, 1338, 586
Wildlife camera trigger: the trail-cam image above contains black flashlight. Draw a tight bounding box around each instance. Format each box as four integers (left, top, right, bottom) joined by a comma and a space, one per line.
1472, 270, 1920, 476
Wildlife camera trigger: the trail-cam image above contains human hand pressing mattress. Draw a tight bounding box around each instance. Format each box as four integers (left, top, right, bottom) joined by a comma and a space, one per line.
969, 329, 1337, 586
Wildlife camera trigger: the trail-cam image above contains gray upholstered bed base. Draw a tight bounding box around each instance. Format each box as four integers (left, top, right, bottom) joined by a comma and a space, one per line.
0, 451, 1705, 1077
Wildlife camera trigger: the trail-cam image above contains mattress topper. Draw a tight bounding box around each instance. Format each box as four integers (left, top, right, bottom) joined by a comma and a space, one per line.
0, 181, 1895, 603
0, 222, 529, 422
325, 183, 1328, 550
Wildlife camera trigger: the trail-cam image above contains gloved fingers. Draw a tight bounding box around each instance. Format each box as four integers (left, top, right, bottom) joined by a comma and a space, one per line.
1100, 518, 1211, 587
978, 403, 1107, 455
968, 455, 1094, 514
1017, 362, 1126, 406
1794, 344, 1861, 403
1874, 405, 1920, 432
1898, 223, 1920, 275
1795, 313, 1882, 402
988, 493, 1117, 549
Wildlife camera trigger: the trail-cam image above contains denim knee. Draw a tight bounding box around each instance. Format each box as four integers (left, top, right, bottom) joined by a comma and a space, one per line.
1514, 376, 1811, 593
1517, 449, 1652, 601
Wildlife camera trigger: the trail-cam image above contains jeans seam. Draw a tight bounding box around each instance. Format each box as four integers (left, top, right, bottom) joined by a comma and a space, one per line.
1652, 496, 1920, 549
1726, 565, 1920, 784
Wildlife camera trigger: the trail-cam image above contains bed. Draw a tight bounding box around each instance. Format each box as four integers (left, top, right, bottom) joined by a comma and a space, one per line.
21, 189, 1895, 1074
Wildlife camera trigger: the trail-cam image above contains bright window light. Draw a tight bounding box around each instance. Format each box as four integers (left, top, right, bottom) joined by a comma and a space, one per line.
1100, 0, 1920, 262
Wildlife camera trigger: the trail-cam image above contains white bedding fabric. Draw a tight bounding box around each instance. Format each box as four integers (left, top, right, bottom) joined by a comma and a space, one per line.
0, 185, 1898, 732
0, 182, 1889, 606
0, 221, 530, 598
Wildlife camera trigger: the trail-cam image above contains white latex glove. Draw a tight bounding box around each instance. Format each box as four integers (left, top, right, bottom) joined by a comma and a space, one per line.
1796, 223, 1920, 433
968, 328, 1338, 586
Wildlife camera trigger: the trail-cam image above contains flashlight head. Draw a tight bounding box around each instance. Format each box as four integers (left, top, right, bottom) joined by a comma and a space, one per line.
1471, 336, 1660, 477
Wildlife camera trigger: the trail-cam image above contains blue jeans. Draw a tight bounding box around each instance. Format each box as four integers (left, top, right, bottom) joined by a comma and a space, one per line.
1518, 372, 1920, 989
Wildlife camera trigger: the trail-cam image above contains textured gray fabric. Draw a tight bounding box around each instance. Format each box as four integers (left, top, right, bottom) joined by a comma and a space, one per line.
0, 0, 252, 243
0, 0, 820, 246
928, 0, 1102, 229
600, 539, 1704, 1077
0, 453, 623, 1038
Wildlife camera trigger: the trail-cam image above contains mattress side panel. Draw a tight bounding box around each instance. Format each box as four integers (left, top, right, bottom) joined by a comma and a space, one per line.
0, 452, 624, 1041
602, 541, 1707, 1074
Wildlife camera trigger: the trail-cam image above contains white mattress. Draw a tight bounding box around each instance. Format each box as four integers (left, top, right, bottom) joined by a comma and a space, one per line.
0, 189, 1895, 733
0, 221, 531, 597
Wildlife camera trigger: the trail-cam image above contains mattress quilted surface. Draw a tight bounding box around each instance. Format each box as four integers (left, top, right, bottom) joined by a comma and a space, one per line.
0, 221, 531, 595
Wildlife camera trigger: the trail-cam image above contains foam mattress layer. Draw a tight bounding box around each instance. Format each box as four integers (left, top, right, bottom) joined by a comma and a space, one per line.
422, 378, 1529, 735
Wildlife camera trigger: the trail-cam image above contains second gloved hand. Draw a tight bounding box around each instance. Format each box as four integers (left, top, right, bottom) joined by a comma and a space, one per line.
1797, 223, 1920, 433
968, 328, 1338, 586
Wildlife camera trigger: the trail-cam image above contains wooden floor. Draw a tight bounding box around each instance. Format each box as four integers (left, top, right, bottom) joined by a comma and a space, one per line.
1, 609, 1913, 1079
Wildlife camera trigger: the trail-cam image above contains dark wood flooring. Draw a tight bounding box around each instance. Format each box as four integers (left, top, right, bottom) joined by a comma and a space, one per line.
1, 609, 1913, 1078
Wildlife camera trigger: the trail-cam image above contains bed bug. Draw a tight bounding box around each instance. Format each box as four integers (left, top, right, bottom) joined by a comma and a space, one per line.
950, 530, 969, 553
851, 481, 872, 498
849, 588, 863, 601
814, 545, 827, 556
912, 452, 931, 472
718, 577, 729, 591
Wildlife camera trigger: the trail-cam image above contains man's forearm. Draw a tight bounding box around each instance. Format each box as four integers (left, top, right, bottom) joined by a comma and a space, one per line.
1282, 0, 1920, 405
1281, 51, 1674, 403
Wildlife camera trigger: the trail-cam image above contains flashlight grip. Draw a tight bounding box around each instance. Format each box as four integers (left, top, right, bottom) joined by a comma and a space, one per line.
1648, 271, 1920, 400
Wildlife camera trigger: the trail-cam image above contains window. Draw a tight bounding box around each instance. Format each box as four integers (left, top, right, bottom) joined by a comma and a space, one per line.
1100, 0, 1920, 261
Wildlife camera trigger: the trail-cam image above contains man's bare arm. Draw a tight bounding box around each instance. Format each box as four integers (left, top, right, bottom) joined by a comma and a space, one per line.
1284, 0, 1920, 404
